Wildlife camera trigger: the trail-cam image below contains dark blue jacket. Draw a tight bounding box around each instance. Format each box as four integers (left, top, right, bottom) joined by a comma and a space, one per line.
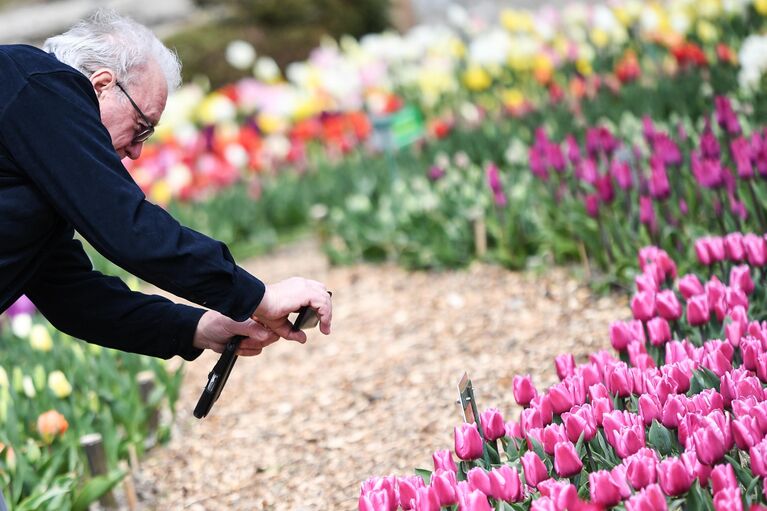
0, 45, 265, 360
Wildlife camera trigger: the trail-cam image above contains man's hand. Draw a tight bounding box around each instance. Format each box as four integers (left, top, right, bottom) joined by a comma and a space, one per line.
253, 277, 332, 343
193, 310, 279, 356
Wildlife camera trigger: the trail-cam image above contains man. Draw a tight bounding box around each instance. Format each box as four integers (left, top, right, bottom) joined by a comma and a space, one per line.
0, 10, 332, 361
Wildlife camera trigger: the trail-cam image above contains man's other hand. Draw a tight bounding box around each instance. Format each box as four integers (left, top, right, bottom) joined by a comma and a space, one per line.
252, 277, 332, 343
193, 310, 279, 356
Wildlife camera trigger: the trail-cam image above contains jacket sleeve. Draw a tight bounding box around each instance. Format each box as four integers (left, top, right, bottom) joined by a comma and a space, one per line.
0, 71, 264, 321
24, 232, 206, 360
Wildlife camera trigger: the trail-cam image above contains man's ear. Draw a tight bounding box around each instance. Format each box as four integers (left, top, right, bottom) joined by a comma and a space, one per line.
89, 68, 116, 98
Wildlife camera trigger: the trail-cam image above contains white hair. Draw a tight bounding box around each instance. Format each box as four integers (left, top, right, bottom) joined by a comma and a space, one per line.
43, 9, 182, 92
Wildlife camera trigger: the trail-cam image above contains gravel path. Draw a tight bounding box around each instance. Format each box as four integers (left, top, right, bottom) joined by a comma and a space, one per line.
136, 238, 628, 510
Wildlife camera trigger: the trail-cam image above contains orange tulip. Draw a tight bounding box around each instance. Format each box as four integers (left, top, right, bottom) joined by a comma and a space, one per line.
37, 410, 69, 443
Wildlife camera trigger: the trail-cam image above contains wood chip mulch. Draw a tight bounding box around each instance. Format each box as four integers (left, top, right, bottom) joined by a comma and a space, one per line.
133, 239, 629, 510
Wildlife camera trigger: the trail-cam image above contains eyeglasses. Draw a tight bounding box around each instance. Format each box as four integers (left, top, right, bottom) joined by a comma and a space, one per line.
116, 81, 155, 144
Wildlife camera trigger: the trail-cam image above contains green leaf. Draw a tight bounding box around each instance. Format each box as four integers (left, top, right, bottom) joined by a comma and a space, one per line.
575, 432, 585, 459
648, 420, 674, 456
685, 481, 713, 511
529, 437, 546, 462
414, 468, 432, 485
725, 454, 754, 487
71, 468, 126, 511
687, 367, 721, 395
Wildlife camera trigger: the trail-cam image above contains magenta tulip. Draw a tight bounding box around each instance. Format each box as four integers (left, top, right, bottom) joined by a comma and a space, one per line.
413, 486, 440, 511
656, 290, 682, 320
750, 439, 767, 477
555, 353, 576, 380
638, 394, 662, 426
686, 294, 710, 326
624, 448, 658, 490
430, 470, 457, 507
679, 274, 704, 299
455, 423, 483, 461
432, 449, 457, 473
744, 234, 767, 266
626, 484, 667, 511
489, 465, 523, 502
724, 232, 745, 261
589, 470, 624, 507
647, 317, 671, 346
631, 291, 656, 321
398, 476, 425, 510
521, 451, 549, 488
359, 489, 391, 511
713, 487, 744, 511
695, 239, 713, 265
553, 441, 582, 477
513, 375, 537, 407
711, 464, 738, 495
480, 408, 505, 441
658, 456, 694, 496
468, 467, 493, 495
730, 265, 755, 294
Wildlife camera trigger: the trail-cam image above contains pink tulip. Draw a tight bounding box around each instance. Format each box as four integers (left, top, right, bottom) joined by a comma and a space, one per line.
554, 441, 583, 477
744, 234, 767, 266
624, 448, 658, 490
521, 451, 549, 488
398, 476, 425, 510
750, 439, 767, 477
413, 486, 440, 511
730, 265, 755, 294
708, 237, 726, 261
631, 291, 656, 321
661, 394, 688, 429
656, 290, 682, 320
591, 397, 613, 426
549, 383, 574, 414
359, 489, 392, 511
432, 449, 457, 473
543, 424, 567, 455
658, 456, 694, 496
488, 465, 523, 502
513, 375, 537, 407
505, 421, 522, 440
679, 274, 704, 299
468, 467, 493, 495
692, 413, 731, 465
563, 404, 597, 443
455, 423, 484, 461
711, 464, 738, 495
687, 294, 710, 326
538, 479, 578, 509
480, 408, 506, 441
531, 395, 554, 426
610, 320, 645, 351
626, 484, 667, 511
464, 489, 491, 511
606, 363, 633, 398
724, 232, 745, 261
430, 470, 457, 506
714, 487, 744, 511
589, 470, 624, 507
695, 239, 713, 265
638, 394, 662, 426
555, 353, 576, 380
648, 317, 672, 346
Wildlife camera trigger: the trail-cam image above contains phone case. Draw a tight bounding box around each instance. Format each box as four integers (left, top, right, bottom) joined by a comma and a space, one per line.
193, 335, 245, 419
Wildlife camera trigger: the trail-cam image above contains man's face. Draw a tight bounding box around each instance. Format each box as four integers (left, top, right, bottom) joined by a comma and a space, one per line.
92, 60, 168, 160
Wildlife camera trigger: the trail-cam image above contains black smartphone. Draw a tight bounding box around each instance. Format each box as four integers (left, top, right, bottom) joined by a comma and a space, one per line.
193, 335, 245, 419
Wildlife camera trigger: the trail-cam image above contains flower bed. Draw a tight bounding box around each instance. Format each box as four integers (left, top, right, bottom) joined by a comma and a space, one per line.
0, 298, 184, 509
360, 237, 767, 510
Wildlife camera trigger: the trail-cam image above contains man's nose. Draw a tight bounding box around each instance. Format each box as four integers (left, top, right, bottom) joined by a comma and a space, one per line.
126, 141, 144, 160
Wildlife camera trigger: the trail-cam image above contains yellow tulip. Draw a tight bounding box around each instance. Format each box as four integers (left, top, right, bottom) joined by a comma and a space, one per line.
696, 20, 718, 43
502, 89, 525, 110
576, 58, 593, 76
149, 180, 172, 207
463, 66, 492, 91
590, 29, 610, 49
48, 371, 72, 399
257, 112, 287, 135
755, 0, 767, 15
500, 9, 534, 32
29, 324, 53, 352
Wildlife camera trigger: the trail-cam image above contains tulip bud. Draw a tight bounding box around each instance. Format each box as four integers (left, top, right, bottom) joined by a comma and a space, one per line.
521, 451, 549, 488
713, 487, 744, 511
624, 448, 658, 490
656, 290, 682, 321
454, 423, 484, 460
695, 239, 713, 266
553, 441, 583, 477
631, 291, 656, 321
413, 485, 441, 511
430, 470, 458, 507
724, 233, 745, 262
480, 408, 506, 441
513, 375, 537, 407
686, 294, 710, 326
563, 404, 597, 443
711, 464, 738, 495
555, 353, 576, 380
398, 476, 425, 510
590, 470, 624, 507
489, 465, 523, 502
638, 394, 662, 426
658, 456, 694, 496
626, 484, 667, 511
465, 489, 492, 511
679, 274, 704, 299
358, 489, 391, 511
647, 317, 671, 346
468, 467, 493, 496
750, 439, 767, 477
730, 265, 755, 294
29, 324, 53, 352
432, 449, 457, 473
744, 234, 767, 266
37, 409, 69, 444
47, 370, 72, 398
